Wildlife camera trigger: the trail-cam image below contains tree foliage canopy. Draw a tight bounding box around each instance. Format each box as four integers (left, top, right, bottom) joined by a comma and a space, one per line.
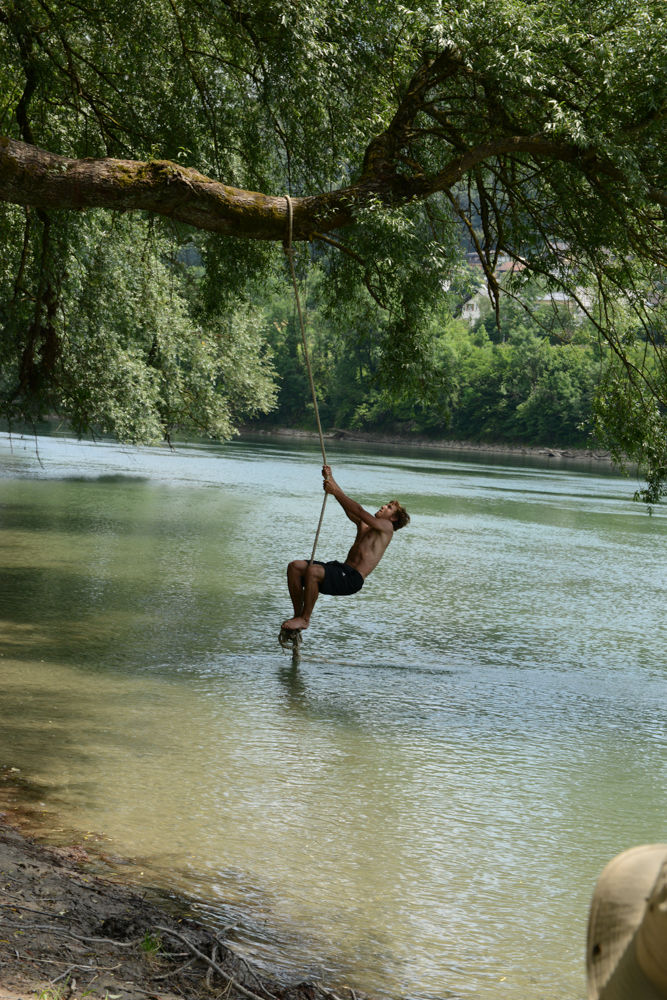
0, 0, 665, 495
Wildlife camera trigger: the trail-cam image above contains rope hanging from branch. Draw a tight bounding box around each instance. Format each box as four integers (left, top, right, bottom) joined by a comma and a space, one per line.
283, 194, 328, 564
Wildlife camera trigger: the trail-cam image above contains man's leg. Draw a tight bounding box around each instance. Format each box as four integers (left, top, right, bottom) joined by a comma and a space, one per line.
286, 559, 308, 618
283, 561, 325, 631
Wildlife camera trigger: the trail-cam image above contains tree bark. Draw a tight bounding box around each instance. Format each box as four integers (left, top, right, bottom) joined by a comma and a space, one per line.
0, 136, 354, 240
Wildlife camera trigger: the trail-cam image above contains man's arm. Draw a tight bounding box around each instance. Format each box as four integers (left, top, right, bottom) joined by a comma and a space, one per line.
322, 466, 392, 533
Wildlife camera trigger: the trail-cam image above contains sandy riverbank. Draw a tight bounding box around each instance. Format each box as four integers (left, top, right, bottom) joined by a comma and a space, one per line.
0, 813, 354, 1000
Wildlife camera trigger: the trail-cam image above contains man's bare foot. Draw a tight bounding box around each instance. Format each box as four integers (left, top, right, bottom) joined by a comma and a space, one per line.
282, 616, 309, 631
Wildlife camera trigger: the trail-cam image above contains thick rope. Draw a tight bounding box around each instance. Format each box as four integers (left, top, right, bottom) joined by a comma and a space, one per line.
283, 195, 327, 564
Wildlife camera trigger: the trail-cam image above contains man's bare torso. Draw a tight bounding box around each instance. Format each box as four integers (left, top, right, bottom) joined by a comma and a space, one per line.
343, 521, 392, 578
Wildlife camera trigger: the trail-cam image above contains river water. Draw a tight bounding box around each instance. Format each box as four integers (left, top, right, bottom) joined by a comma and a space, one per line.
1, 432, 665, 1000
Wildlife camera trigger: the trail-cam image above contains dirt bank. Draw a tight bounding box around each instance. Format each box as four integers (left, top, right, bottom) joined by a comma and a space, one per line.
0, 816, 355, 1000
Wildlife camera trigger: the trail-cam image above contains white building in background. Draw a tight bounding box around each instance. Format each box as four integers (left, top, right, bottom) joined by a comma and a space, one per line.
461, 297, 482, 322
459, 252, 593, 324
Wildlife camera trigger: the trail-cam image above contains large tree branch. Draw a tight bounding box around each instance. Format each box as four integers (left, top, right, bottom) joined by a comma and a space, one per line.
1, 134, 664, 241
0, 136, 332, 238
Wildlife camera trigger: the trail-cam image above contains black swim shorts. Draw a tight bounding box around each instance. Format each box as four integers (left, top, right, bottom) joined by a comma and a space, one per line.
311, 560, 364, 597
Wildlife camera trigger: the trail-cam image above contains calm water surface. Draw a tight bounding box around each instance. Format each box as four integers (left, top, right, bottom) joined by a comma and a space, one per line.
1, 432, 666, 1000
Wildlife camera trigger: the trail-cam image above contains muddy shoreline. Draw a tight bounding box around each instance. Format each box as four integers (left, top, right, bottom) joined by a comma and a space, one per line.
0, 809, 358, 1000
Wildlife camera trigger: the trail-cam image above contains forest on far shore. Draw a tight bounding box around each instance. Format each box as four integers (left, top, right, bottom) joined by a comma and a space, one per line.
249, 263, 641, 451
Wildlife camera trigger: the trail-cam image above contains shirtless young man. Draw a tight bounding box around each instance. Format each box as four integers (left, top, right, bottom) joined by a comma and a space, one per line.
282, 464, 409, 632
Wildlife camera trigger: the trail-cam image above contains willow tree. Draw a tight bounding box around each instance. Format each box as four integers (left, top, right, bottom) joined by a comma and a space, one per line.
1, 0, 665, 496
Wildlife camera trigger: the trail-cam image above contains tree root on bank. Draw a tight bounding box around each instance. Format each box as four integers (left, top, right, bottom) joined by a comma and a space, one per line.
156, 924, 277, 1000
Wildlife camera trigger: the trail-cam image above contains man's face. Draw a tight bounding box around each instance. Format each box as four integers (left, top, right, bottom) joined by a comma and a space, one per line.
376, 500, 399, 521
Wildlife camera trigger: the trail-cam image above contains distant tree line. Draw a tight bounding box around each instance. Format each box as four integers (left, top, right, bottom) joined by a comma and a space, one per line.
251, 269, 610, 450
